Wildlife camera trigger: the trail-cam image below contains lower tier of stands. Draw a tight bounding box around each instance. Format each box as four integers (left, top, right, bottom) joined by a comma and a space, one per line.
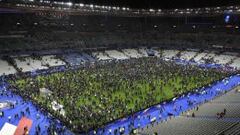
138, 87, 240, 135
0, 48, 239, 76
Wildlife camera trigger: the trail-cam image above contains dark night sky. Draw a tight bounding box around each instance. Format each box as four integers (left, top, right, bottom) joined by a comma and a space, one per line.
63, 0, 239, 9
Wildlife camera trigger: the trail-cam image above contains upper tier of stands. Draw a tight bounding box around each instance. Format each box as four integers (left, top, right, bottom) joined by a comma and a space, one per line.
1, 12, 240, 52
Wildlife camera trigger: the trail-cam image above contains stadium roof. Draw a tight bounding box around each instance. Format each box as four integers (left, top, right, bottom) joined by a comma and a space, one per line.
54, 0, 238, 9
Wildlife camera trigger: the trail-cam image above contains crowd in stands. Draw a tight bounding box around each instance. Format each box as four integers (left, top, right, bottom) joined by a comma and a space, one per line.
1, 32, 240, 52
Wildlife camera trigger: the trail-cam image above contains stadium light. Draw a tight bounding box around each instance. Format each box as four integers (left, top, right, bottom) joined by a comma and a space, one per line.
149, 9, 155, 12
79, 3, 84, 7
66, 2, 73, 6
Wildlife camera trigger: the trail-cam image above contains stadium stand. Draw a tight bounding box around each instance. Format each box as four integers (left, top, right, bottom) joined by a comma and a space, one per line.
81, 53, 96, 62
193, 52, 209, 63
92, 52, 112, 60
230, 58, 240, 70
1, 1, 240, 135
2, 48, 239, 74
213, 54, 237, 65
0, 59, 17, 76
138, 87, 240, 135
14, 57, 48, 72
180, 51, 198, 61
105, 50, 129, 60
41, 55, 66, 67
162, 50, 180, 60
222, 123, 240, 135
205, 51, 217, 60
63, 53, 86, 66
138, 49, 149, 57
122, 49, 143, 58
139, 116, 236, 135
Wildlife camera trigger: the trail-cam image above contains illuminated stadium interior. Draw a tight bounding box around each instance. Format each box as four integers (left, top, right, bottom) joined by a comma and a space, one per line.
0, 0, 240, 135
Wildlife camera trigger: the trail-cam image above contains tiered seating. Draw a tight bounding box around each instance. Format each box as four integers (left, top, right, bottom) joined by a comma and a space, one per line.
139, 116, 235, 135
14, 55, 65, 72
105, 50, 129, 60
92, 52, 112, 60
212, 87, 240, 103
230, 58, 240, 69
186, 104, 240, 118
0, 60, 16, 76
151, 49, 160, 57
185, 89, 240, 118
41, 55, 66, 67
204, 52, 217, 60
180, 51, 197, 61
138, 49, 149, 57
138, 87, 240, 135
122, 49, 143, 58
81, 53, 96, 62
193, 52, 208, 63
162, 50, 179, 59
63, 53, 86, 66
213, 54, 236, 65
14, 57, 48, 72
224, 123, 240, 135
222, 52, 239, 56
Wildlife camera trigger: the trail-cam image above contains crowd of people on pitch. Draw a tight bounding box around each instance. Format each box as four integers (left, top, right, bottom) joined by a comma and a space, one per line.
8, 57, 232, 133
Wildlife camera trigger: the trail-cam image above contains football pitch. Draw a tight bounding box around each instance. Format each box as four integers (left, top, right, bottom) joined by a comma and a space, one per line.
10, 58, 230, 132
